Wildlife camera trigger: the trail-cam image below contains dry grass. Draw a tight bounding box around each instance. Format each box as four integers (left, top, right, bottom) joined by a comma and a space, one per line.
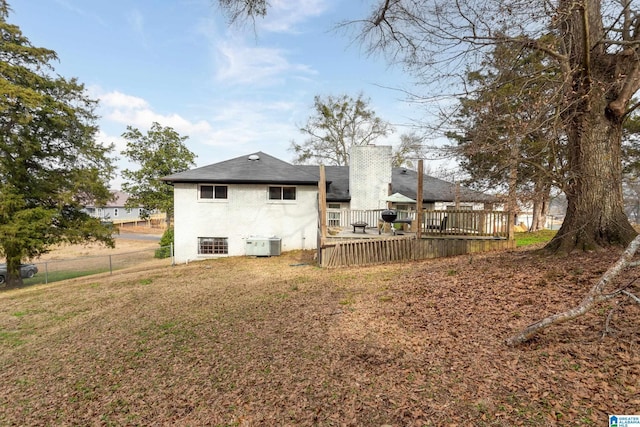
0, 243, 638, 426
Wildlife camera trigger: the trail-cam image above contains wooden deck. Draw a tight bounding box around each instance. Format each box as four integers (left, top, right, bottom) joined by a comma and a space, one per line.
317, 209, 515, 268
315, 166, 514, 267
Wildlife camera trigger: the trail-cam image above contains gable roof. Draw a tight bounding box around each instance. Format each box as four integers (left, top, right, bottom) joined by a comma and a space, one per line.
162, 152, 320, 185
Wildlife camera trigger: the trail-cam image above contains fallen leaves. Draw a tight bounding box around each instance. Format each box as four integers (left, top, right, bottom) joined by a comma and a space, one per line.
0, 247, 638, 425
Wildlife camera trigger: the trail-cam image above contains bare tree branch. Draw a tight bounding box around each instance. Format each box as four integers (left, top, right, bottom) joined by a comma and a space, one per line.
506, 234, 640, 346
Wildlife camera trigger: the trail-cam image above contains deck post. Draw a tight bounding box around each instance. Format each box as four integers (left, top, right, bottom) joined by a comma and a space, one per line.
318, 165, 327, 246
416, 160, 424, 239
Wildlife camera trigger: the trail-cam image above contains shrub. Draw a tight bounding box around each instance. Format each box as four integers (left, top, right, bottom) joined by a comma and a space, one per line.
155, 227, 174, 258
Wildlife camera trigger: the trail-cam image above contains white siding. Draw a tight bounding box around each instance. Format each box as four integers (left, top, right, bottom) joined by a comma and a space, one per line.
173, 183, 318, 262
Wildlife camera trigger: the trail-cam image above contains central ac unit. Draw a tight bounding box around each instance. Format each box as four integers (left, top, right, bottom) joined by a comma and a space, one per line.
245, 237, 281, 256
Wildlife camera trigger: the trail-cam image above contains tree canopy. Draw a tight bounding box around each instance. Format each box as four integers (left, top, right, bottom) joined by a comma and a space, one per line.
120, 122, 196, 225
0, 1, 115, 286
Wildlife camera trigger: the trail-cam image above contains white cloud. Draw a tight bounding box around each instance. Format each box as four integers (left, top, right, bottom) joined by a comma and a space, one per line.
215, 40, 316, 86
258, 0, 329, 33
198, 99, 301, 161
94, 89, 213, 137
99, 91, 149, 110
89, 88, 303, 172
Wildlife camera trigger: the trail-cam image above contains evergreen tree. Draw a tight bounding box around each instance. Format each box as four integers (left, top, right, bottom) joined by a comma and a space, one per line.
446, 41, 564, 231
0, 1, 115, 286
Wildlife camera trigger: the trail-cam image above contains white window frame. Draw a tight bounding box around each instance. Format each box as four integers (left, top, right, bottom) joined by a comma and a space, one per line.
327, 203, 342, 227
268, 186, 296, 202
198, 237, 228, 255
199, 184, 228, 201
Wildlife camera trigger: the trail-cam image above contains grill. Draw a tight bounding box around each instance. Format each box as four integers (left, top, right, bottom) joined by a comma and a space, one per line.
381, 209, 397, 223
380, 209, 398, 234
380, 209, 412, 235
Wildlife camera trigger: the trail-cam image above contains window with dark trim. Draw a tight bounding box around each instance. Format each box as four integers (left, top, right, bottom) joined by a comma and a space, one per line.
200, 185, 214, 199
214, 185, 228, 199
198, 237, 228, 254
268, 186, 296, 200
200, 185, 228, 199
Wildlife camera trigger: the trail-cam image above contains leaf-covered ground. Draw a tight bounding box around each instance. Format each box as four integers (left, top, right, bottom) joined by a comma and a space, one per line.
0, 245, 638, 426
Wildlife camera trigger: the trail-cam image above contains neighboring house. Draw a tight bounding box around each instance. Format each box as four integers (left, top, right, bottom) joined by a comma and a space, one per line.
162, 146, 498, 263
83, 190, 145, 222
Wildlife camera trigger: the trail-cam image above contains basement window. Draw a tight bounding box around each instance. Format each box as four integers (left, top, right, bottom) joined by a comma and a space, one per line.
198, 237, 228, 255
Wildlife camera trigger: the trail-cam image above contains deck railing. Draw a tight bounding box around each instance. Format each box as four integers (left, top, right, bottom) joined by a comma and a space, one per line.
421, 209, 510, 237
326, 208, 510, 238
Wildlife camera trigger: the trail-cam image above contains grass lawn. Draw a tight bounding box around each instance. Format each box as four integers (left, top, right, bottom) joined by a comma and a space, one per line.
0, 246, 637, 426
515, 229, 557, 247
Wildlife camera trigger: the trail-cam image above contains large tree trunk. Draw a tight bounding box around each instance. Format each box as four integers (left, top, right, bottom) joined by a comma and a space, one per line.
546, 102, 636, 253
545, 0, 638, 253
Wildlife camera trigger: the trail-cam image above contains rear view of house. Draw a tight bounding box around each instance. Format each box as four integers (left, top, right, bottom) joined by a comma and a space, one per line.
162, 146, 500, 264
162, 153, 320, 262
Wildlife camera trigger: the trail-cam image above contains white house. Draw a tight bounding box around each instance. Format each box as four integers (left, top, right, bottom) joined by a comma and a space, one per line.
162, 146, 497, 263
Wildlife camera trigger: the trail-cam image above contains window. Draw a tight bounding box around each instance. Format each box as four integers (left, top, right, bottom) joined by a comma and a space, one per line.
200, 185, 228, 200
200, 185, 213, 199
215, 185, 228, 199
268, 186, 296, 201
327, 203, 341, 227
198, 237, 228, 254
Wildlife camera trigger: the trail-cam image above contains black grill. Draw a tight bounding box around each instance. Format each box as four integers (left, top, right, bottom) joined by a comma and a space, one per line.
381, 209, 397, 223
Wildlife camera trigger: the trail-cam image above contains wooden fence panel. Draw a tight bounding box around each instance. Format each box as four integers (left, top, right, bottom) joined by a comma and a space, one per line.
320, 236, 515, 268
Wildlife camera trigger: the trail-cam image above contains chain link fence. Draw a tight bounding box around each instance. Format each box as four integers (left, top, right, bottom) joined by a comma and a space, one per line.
17, 245, 174, 286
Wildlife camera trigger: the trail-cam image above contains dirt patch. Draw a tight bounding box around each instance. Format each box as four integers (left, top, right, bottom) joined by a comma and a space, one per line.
0, 246, 638, 425
37, 235, 161, 261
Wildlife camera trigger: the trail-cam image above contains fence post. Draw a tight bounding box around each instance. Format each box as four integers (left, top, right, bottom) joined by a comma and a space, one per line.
171, 243, 175, 266
109, 255, 113, 275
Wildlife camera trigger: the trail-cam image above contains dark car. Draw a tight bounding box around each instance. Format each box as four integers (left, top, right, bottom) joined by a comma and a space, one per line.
0, 263, 38, 284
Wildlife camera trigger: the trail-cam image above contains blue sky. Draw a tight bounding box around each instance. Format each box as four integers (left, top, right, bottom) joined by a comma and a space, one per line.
11, 0, 434, 188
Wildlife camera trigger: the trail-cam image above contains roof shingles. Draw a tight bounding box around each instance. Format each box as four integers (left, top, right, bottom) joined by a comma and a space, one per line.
163, 152, 496, 203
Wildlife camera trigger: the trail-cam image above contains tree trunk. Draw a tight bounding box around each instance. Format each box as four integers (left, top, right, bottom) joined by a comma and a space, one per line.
530, 180, 551, 232
546, 0, 638, 252
4, 253, 24, 287
546, 91, 636, 253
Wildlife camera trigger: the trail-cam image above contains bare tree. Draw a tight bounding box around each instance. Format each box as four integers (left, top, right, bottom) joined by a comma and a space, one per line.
392, 132, 427, 169
290, 93, 392, 166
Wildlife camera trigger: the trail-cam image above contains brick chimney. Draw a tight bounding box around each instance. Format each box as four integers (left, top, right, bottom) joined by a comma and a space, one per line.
349, 145, 392, 210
